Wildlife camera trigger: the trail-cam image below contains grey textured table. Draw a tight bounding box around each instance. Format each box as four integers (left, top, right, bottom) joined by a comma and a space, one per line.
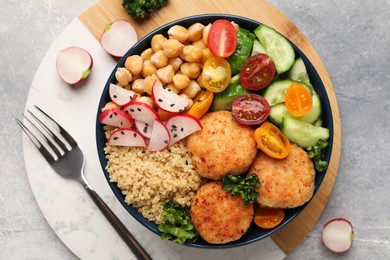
1, 0, 389, 259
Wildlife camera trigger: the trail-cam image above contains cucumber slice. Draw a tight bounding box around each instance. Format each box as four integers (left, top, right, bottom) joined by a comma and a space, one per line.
251, 39, 267, 56
313, 117, 323, 127
269, 94, 322, 125
211, 83, 250, 111
299, 94, 322, 123
254, 25, 295, 74
263, 79, 313, 106
281, 117, 329, 148
262, 79, 293, 106
227, 28, 256, 75
288, 58, 311, 86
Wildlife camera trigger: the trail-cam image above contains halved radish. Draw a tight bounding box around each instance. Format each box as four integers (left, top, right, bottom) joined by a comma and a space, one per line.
99, 108, 134, 128
152, 80, 190, 113
123, 102, 159, 124
165, 114, 202, 145
100, 20, 138, 58
322, 218, 354, 253
108, 128, 146, 147
56, 46, 93, 85
135, 120, 153, 139
148, 119, 170, 152
109, 83, 137, 106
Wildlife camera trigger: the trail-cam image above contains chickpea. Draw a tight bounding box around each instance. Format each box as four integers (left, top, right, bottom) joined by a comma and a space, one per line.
141, 48, 153, 60
180, 80, 201, 99
151, 34, 167, 53
131, 78, 145, 95
173, 74, 191, 90
143, 74, 158, 95
202, 23, 212, 46
201, 48, 214, 64
168, 25, 189, 43
188, 23, 205, 42
136, 96, 154, 108
156, 65, 174, 84
142, 60, 157, 78
192, 39, 207, 50
166, 83, 180, 94
179, 94, 194, 109
101, 101, 121, 112
181, 45, 203, 62
150, 50, 168, 68
125, 55, 143, 76
122, 84, 131, 90
115, 67, 132, 86
162, 39, 184, 58
168, 57, 183, 72
180, 62, 201, 79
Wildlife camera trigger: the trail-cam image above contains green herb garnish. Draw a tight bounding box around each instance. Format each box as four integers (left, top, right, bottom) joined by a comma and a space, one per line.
157, 202, 198, 244
222, 174, 260, 205
306, 139, 329, 172
122, 0, 168, 20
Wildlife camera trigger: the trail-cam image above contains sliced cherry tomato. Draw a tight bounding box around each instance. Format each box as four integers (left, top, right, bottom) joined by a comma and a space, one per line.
231, 94, 270, 125
208, 19, 237, 58
254, 207, 285, 229
187, 90, 214, 119
254, 122, 291, 159
285, 82, 313, 117
240, 53, 276, 90
200, 57, 231, 93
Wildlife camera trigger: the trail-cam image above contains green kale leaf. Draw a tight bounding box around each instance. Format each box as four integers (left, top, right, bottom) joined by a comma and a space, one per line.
122, 0, 168, 20
222, 174, 260, 205
157, 202, 198, 244
306, 139, 329, 172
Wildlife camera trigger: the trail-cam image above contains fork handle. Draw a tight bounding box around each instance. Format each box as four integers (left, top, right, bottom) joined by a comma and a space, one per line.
84, 185, 152, 260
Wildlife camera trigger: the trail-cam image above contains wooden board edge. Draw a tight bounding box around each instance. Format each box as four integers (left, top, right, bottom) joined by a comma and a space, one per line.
78, 0, 342, 255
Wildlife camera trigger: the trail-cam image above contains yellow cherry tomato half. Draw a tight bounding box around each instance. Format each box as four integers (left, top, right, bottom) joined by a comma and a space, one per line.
285, 82, 313, 117
199, 57, 231, 93
187, 90, 214, 119
254, 122, 291, 159
254, 207, 285, 229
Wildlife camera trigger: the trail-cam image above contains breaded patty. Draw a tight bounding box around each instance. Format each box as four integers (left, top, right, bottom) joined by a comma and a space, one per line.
250, 144, 315, 208
190, 181, 254, 244
187, 111, 257, 180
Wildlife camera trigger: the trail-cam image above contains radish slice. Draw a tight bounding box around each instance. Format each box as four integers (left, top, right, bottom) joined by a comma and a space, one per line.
108, 128, 146, 147
165, 114, 202, 145
100, 20, 138, 57
152, 80, 190, 113
109, 83, 137, 106
148, 119, 170, 152
99, 108, 134, 128
135, 120, 153, 139
322, 218, 354, 253
56, 46, 93, 85
123, 102, 159, 124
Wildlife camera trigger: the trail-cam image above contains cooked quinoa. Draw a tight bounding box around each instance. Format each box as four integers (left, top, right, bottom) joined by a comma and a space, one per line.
104, 139, 203, 224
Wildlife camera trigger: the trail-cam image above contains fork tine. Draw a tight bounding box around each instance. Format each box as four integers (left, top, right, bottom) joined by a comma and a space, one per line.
26, 109, 68, 152
22, 113, 63, 158
34, 105, 78, 148
16, 118, 55, 163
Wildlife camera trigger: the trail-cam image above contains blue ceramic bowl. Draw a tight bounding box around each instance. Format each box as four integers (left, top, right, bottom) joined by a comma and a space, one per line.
96, 14, 333, 248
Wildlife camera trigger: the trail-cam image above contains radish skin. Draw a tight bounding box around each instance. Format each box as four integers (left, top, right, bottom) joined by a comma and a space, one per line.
322, 218, 354, 253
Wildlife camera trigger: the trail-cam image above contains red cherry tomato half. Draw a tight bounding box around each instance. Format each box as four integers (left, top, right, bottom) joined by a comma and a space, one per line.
208, 19, 237, 58
231, 94, 270, 125
240, 53, 276, 90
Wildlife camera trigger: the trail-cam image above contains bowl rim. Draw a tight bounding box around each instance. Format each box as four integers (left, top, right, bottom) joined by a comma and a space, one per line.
95, 13, 334, 249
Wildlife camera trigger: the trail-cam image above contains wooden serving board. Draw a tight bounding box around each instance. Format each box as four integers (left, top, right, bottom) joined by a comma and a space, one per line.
79, 0, 341, 255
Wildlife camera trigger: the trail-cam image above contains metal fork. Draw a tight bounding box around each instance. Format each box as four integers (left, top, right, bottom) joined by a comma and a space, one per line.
17, 106, 152, 260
